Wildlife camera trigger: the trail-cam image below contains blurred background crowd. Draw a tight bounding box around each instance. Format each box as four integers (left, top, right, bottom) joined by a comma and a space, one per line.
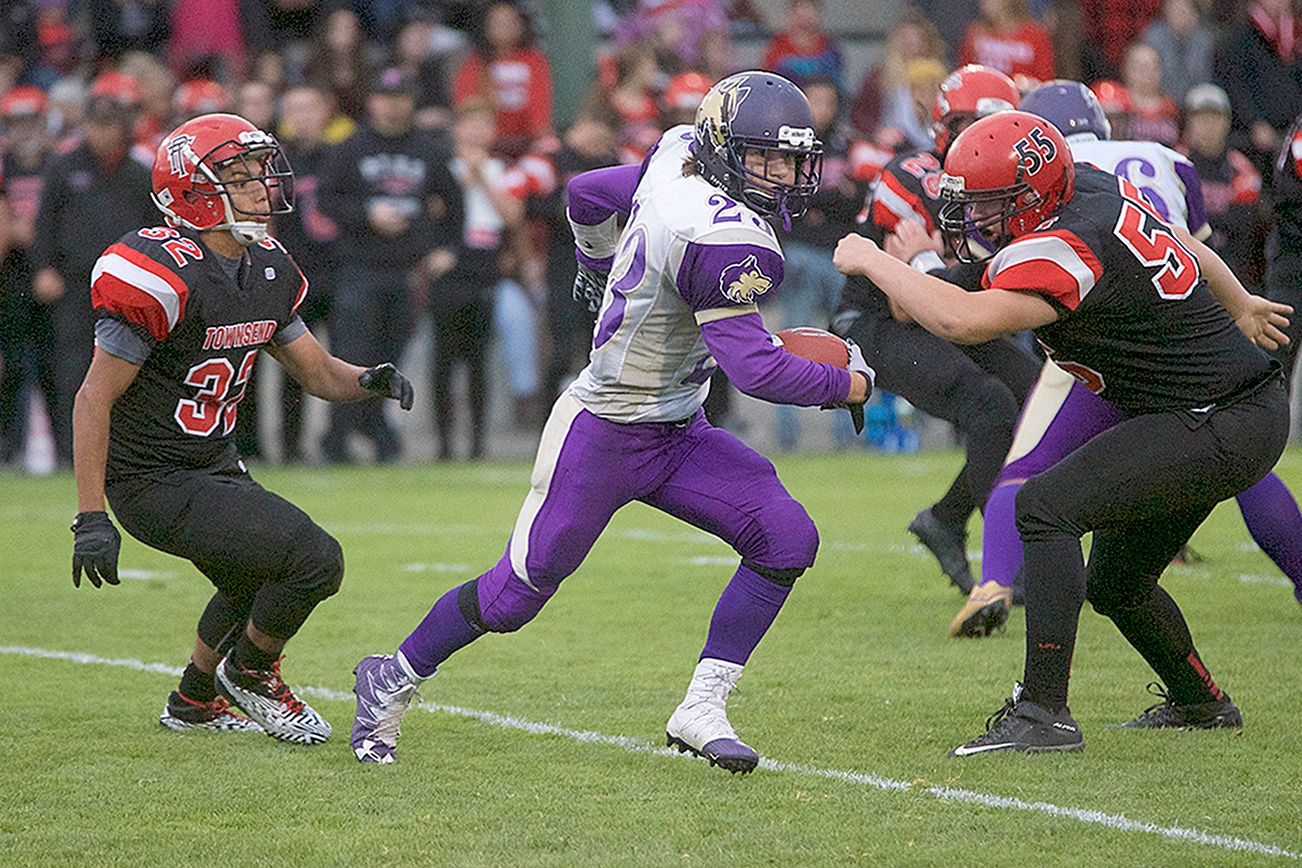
0, 0, 1298, 469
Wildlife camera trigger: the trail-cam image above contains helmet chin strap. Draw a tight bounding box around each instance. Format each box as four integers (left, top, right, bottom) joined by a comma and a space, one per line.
218, 193, 267, 246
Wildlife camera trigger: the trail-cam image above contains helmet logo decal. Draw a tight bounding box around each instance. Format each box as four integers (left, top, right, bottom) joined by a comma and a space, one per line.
1013, 127, 1058, 176
166, 134, 196, 176
719, 253, 773, 304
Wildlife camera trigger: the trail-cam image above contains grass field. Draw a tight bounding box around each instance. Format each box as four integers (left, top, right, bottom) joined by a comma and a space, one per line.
2, 448, 1301, 865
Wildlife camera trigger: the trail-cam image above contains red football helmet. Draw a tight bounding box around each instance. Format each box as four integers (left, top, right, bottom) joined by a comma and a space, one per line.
151, 113, 293, 244
931, 65, 1020, 157
937, 110, 1075, 262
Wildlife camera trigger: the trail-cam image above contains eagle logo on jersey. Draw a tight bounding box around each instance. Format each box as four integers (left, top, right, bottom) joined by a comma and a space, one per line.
719, 253, 772, 304
166, 134, 196, 177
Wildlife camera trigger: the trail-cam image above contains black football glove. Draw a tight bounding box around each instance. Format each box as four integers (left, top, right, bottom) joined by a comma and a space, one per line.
71, 511, 121, 589
359, 363, 414, 410
572, 262, 608, 313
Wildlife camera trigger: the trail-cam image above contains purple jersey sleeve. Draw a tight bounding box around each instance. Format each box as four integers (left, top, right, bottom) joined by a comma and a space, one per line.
700, 312, 853, 407
677, 241, 785, 312
1175, 159, 1210, 237
567, 165, 639, 226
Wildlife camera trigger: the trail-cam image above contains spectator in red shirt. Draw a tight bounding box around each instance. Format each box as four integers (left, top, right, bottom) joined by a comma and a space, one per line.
957, 0, 1055, 84
582, 41, 663, 166
453, 1, 553, 158
1082, 0, 1162, 78
762, 0, 845, 93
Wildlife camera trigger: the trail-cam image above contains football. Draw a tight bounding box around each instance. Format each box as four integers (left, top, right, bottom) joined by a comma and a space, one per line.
771, 327, 850, 367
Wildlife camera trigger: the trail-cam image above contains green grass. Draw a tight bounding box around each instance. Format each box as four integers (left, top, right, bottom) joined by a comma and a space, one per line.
2, 449, 1301, 865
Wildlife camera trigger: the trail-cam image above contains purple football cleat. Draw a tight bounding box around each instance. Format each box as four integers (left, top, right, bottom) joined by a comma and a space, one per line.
351, 653, 421, 764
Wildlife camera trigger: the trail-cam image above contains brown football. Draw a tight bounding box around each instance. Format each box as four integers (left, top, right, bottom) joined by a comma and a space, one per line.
772, 327, 849, 367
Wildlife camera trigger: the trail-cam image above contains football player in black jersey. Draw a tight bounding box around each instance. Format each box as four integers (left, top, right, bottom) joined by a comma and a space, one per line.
835, 111, 1289, 755
834, 65, 1041, 605
71, 113, 415, 744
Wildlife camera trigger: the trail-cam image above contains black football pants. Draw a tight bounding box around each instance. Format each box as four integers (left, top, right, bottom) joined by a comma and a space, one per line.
1015, 375, 1289, 711
844, 313, 1040, 527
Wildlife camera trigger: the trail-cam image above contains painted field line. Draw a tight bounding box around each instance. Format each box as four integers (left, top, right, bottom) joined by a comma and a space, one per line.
2, 645, 1297, 860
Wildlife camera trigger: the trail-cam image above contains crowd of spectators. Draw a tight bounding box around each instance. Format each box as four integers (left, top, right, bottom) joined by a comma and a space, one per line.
0, 0, 1299, 467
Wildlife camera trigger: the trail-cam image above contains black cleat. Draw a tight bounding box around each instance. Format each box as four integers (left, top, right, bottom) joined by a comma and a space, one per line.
950, 684, 1084, 756
1113, 683, 1242, 730
907, 507, 974, 594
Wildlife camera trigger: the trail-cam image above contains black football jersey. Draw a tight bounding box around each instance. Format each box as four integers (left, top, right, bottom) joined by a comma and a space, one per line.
981, 164, 1273, 414
841, 149, 944, 319
91, 227, 308, 479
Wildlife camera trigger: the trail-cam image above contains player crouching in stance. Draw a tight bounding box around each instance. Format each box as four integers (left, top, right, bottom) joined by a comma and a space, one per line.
835, 111, 1287, 755
71, 114, 414, 743
350, 71, 872, 769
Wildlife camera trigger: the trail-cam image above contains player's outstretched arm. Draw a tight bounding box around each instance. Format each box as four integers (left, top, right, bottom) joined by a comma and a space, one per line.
1172, 224, 1292, 350
71, 349, 139, 588
833, 233, 1059, 343
268, 331, 414, 409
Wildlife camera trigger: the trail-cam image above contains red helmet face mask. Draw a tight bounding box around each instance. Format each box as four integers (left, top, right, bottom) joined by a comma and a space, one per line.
931, 65, 1020, 158
938, 111, 1075, 263
152, 113, 294, 245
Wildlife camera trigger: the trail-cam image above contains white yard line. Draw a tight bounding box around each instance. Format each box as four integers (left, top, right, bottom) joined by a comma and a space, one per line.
1, 644, 1296, 860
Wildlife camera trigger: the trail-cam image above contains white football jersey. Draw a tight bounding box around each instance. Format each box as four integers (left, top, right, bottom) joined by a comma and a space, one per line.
568, 126, 785, 423
1068, 135, 1209, 236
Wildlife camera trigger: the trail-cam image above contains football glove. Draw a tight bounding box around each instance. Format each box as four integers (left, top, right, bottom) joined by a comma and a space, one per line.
71, 511, 121, 589
572, 262, 608, 313
359, 363, 414, 410
821, 338, 875, 434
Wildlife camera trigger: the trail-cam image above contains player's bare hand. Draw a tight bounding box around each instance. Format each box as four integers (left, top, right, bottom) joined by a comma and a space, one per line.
833, 233, 882, 277
359, 363, 414, 410
1236, 294, 1292, 351
884, 219, 943, 263
34, 267, 65, 303
71, 511, 121, 588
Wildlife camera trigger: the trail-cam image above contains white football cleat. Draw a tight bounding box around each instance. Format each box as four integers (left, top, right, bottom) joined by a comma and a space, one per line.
665, 658, 759, 774
215, 656, 331, 745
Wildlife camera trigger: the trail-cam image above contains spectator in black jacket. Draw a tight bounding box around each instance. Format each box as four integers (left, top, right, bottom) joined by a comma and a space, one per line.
31, 78, 154, 467
316, 67, 461, 463
274, 83, 339, 463
1215, 0, 1302, 174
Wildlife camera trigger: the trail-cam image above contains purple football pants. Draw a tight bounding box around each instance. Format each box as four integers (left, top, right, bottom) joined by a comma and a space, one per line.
399, 393, 818, 675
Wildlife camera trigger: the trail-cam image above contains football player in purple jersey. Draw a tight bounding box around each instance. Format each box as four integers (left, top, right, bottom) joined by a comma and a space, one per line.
836, 111, 1288, 755
349, 71, 873, 771
71, 113, 415, 744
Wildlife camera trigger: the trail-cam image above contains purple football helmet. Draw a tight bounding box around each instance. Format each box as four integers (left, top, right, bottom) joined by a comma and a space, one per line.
1020, 80, 1111, 141
694, 70, 823, 227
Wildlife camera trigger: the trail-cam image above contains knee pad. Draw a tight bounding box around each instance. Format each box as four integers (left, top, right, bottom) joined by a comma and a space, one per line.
300, 531, 345, 603
736, 499, 819, 573
1014, 475, 1076, 542
741, 560, 805, 587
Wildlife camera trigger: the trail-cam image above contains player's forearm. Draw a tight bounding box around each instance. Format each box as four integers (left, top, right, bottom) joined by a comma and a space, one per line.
71, 388, 112, 514
1176, 225, 1249, 316
302, 356, 372, 403
701, 315, 853, 406
836, 240, 1002, 343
